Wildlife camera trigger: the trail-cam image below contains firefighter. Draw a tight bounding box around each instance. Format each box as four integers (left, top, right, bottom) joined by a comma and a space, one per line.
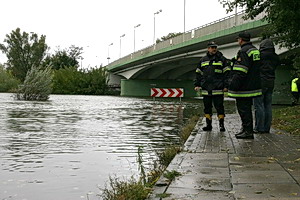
228, 32, 262, 139
194, 41, 230, 132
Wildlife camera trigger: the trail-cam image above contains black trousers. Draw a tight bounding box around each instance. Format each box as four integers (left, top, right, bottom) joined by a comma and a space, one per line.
203, 95, 224, 116
236, 97, 253, 132
292, 92, 299, 103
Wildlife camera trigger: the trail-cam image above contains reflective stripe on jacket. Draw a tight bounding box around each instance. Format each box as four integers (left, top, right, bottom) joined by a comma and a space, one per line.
201, 90, 224, 96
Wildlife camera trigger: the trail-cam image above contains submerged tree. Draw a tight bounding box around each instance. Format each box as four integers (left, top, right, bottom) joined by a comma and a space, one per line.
0, 28, 48, 82
15, 66, 53, 101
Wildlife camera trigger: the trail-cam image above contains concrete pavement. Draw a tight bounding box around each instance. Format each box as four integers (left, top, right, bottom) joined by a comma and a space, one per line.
149, 114, 300, 200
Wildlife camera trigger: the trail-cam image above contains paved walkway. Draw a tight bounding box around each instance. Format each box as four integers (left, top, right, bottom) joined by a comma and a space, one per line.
149, 114, 300, 200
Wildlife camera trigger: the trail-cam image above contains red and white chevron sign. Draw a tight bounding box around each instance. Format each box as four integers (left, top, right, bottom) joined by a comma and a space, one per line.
151, 88, 184, 98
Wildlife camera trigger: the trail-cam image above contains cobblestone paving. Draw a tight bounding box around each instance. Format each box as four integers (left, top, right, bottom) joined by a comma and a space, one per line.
149, 114, 300, 200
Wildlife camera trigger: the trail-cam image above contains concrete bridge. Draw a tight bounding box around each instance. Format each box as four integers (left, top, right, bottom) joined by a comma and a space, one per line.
106, 12, 292, 103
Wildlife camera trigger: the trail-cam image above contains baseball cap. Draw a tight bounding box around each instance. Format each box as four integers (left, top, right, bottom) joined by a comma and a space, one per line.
207, 41, 218, 47
237, 32, 251, 41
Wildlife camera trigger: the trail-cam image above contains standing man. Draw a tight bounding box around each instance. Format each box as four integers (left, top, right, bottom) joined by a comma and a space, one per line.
228, 32, 262, 139
194, 41, 230, 132
253, 38, 280, 133
291, 77, 300, 105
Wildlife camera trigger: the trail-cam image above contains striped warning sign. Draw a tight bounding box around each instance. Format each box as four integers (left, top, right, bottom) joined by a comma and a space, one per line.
151, 88, 184, 98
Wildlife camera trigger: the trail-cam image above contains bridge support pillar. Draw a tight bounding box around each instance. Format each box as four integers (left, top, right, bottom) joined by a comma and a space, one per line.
121, 79, 196, 97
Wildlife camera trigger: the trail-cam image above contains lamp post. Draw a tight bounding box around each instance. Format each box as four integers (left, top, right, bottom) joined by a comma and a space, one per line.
234, 5, 238, 26
183, 0, 186, 42
153, 9, 162, 44
107, 43, 113, 64
134, 24, 141, 52
80, 57, 84, 69
119, 34, 125, 58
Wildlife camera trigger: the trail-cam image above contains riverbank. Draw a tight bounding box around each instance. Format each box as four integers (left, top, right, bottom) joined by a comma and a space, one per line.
272, 105, 300, 135
149, 113, 300, 199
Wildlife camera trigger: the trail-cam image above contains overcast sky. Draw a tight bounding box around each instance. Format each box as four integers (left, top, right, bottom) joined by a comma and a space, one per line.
0, 0, 241, 68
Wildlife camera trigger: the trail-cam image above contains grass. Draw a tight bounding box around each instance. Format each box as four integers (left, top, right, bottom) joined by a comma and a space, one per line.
155, 193, 171, 198
180, 115, 200, 142
163, 170, 182, 182
100, 176, 150, 200
156, 146, 182, 167
272, 105, 300, 135
100, 114, 201, 200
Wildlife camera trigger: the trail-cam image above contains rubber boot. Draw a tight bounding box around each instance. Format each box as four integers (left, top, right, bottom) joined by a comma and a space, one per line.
235, 128, 244, 137
218, 114, 225, 132
202, 114, 212, 131
235, 131, 254, 139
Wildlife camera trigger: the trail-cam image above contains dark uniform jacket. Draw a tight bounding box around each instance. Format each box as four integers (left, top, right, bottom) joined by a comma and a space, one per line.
259, 39, 280, 88
194, 51, 229, 95
228, 42, 262, 98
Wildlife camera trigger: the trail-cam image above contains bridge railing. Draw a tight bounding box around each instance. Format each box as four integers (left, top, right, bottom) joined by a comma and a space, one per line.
107, 11, 265, 68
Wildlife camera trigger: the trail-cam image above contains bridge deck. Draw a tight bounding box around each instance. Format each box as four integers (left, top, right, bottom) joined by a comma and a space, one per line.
149, 114, 300, 199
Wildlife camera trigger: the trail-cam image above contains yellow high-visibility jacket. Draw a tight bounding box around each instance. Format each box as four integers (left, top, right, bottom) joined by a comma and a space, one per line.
291, 78, 299, 92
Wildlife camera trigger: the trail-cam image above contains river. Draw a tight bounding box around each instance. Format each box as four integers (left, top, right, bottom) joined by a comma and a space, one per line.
0, 93, 236, 200
0, 93, 209, 200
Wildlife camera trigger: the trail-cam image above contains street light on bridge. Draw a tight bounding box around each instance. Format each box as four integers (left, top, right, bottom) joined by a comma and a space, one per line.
134, 24, 141, 52
183, 0, 186, 42
107, 43, 113, 64
153, 9, 162, 44
119, 34, 125, 58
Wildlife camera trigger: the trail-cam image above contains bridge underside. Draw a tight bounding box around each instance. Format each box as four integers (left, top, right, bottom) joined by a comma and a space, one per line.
121, 79, 194, 97
110, 48, 294, 103
120, 63, 293, 104
119, 56, 198, 97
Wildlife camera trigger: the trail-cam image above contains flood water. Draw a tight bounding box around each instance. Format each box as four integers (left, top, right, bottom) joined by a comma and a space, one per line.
0, 93, 235, 200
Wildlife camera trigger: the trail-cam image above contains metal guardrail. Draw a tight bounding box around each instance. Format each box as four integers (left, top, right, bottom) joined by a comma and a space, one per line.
107, 11, 265, 68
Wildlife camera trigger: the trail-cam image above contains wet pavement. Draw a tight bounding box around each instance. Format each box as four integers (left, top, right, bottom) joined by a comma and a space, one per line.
149, 114, 300, 199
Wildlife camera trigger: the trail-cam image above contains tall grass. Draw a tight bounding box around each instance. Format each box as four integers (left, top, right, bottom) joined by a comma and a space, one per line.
100, 114, 201, 200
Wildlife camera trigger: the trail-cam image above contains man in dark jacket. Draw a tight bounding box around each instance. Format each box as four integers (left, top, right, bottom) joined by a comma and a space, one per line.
228, 32, 262, 139
253, 39, 280, 133
194, 41, 230, 132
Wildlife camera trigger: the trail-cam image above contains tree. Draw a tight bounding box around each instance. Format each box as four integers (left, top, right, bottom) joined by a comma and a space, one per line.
219, 0, 300, 48
0, 28, 48, 82
0, 64, 19, 92
52, 66, 110, 95
14, 65, 53, 101
43, 45, 83, 70
156, 32, 182, 43
219, 0, 300, 75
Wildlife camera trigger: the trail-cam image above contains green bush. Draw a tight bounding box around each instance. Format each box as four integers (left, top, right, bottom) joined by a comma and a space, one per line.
52, 67, 110, 95
14, 66, 53, 101
0, 66, 19, 92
